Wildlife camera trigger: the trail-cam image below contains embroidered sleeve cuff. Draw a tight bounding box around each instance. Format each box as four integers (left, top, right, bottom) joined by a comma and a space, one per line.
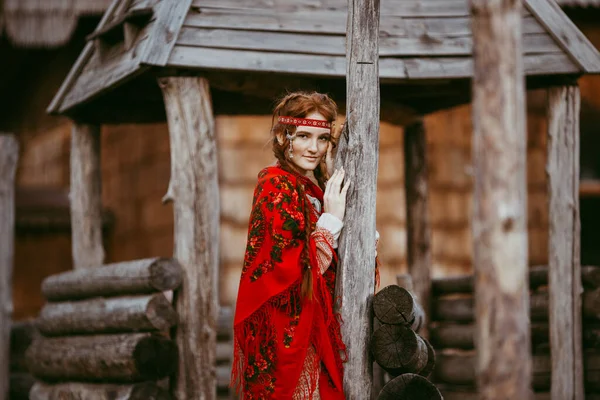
316, 213, 343, 248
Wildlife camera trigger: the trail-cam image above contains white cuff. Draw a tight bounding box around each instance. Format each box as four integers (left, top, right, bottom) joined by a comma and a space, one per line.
316, 213, 343, 248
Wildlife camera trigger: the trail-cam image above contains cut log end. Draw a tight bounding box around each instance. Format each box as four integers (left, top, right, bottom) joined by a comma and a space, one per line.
377, 373, 442, 400
147, 293, 179, 331
150, 258, 183, 292
373, 285, 416, 325
371, 324, 427, 375
134, 336, 179, 380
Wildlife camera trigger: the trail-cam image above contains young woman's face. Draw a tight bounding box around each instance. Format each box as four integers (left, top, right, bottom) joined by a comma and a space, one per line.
286, 111, 331, 174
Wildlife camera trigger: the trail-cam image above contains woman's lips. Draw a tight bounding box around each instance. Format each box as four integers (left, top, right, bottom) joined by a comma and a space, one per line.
304, 156, 318, 161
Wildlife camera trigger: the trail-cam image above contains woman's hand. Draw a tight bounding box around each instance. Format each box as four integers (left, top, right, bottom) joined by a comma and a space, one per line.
324, 168, 350, 221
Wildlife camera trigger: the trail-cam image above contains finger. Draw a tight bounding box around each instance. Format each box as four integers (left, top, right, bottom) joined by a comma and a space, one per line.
341, 179, 351, 197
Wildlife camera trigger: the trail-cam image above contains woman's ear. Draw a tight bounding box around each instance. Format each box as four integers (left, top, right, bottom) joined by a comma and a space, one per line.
276, 132, 284, 146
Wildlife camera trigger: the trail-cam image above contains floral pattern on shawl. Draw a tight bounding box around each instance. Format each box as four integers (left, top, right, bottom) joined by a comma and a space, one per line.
231, 166, 346, 400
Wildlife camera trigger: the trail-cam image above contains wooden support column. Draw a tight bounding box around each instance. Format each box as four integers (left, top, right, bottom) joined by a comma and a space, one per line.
470, 0, 531, 398
159, 76, 219, 400
0, 134, 18, 400
335, 0, 380, 397
70, 123, 104, 269
404, 120, 432, 336
546, 85, 584, 400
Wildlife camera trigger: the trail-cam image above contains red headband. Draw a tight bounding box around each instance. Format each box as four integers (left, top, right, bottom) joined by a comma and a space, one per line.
278, 116, 332, 130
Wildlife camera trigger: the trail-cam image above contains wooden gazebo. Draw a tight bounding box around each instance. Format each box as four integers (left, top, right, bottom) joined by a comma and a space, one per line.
38, 0, 600, 399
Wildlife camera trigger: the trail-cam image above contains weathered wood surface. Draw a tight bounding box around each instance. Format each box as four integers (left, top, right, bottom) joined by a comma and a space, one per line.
184, 11, 545, 36
176, 27, 559, 57
431, 265, 600, 295
404, 120, 431, 337
159, 76, 219, 400
167, 47, 578, 81
436, 386, 552, 400
432, 288, 600, 322
142, 0, 192, 66
547, 84, 584, 400
524, 0, 600, 73
29, 382, 172, 400
470, 0, 531, 398
0, 134, 18, 400
41, 257, 183, 301
373, 285, 424, 331
26, 333, 177, 382
70, 123, 104, 269
38, 293, 178, 336
371, 324, 429, 376
434, 351, 600, 391
376, 373, 442, 400
333, 0, 380, 398
10, 320, 39, 372
8, 372, 34, 400
191, 0, 532, 17
430, 322, 550, 351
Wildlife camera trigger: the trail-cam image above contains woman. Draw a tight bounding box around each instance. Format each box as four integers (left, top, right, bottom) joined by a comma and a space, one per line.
231, 92, 353, 399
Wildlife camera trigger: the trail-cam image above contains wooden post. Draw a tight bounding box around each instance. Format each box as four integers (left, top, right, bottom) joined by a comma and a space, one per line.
159, 76, 219, 400
0, 134, 18, 400
70, 123, 104, 269
404, 120, 431, 336
335, 0, 380, 397
470, 0, 531, 398
546, 85, 584, 400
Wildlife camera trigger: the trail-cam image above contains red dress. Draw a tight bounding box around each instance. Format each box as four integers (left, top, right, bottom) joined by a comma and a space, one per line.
231, 166, 346, 399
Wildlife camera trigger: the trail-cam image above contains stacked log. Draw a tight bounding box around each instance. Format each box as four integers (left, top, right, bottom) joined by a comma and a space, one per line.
26, 258, 182, 400
371, 285, 442, 399
427, 265, 600, 398
9, 320, 38, 399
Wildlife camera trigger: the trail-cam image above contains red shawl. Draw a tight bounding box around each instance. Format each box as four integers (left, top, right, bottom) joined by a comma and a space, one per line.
231, 166, 346, 399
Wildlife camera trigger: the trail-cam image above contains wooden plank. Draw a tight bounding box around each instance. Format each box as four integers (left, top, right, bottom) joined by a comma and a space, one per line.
525, 0, 600, 73
0, 134, 17, 400
168, 46, 576, 80
404, 121, 432, 337
48, 0, 123, 113
334, 0, 380, 397
546, 85, 584, 400
402, 53, 579, 79
59, 37, 149, 113
192, 0, 468, 16
176, 27, 559, 57
167, 45, 349, 77
159, 77, 219, 400
70, 123, 104, 269
470, 0, 531, 399
184, 11, 545, 36
141, 0, 193, 66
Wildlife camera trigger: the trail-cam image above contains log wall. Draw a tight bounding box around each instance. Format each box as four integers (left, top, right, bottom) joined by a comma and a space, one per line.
428, 268, 600, 397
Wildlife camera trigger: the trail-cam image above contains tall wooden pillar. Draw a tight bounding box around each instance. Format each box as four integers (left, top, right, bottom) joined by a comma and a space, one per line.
70, 123, 104, 269
335, 0, 380, 397
546, 85, 584, 400
404, 120, 432, 336
470, 0, 531, 398
0, 134, 18, 400
159, 76, 219, 400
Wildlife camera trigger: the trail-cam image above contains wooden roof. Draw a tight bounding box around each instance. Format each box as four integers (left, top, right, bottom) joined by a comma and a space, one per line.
48, 0, 600, 121
1, 0, 111, 47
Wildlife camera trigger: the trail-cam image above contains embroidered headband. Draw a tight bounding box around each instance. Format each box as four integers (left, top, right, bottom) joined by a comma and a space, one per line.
278, 116, 332, 130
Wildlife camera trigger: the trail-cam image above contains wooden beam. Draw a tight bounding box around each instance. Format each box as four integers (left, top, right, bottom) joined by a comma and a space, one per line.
470, 0, 531, 398
546, 85, 584, 400
334, 0, 380, 397
0, 134, 18, 400
70, 123, 105, 269
524, 0, 600, 74
404, 120, 432, 337
29, 382, 172, 400
159, 76, 219, 400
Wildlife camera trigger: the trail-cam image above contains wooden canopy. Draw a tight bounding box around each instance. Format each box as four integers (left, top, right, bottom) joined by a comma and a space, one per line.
48, 0, 600, 123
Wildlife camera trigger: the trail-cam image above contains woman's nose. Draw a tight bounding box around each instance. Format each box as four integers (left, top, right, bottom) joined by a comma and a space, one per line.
308, 138, 318, 152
